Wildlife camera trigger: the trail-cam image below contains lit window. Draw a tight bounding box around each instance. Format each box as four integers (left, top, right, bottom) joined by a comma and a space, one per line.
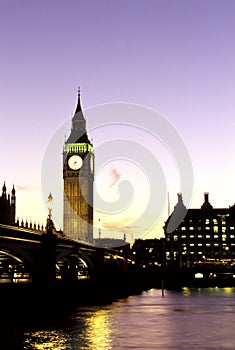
198, 227, 202, 230
230, 227, 234, 230
213, 219, 218, 224
206, 235, 210, 239
230, 235, 235, 239
174, 235, 178, 241
190, 235, 194, 238
190, 252, 194, 254
190, 243, 194, 246
222, 220, 226, 225
214, 235, 218, 238
198, 243, 202, 246
214, 243, 219, 246
205, 219, 210, 224
181, 235, 186, 239
198, 252, 202, 254
222, 227, 226, 233
214, 226, 218, 233
181, 227, 186, 231
190, 227, 194, 230
206, 243, 210, 246
206, 227, 210, 230
198, 235, 202, 238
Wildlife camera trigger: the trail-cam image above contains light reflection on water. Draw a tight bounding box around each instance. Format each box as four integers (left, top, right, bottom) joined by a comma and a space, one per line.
4, 288, 235, 349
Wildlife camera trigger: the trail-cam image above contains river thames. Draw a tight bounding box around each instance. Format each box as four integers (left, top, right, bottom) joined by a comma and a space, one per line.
2, 287, 235, 349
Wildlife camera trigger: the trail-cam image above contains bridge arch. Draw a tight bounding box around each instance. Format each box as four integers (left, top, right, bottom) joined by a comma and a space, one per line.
0, 249, 32, 283
56, 252, 95, 282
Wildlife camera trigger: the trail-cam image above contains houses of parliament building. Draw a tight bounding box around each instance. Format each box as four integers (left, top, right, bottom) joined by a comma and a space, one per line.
0, 182, 15, 225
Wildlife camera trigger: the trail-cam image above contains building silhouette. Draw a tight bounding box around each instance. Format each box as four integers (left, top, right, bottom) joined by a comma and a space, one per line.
164, 192, 235, 267
0, 182, 15, 225
63, 90, 94, 242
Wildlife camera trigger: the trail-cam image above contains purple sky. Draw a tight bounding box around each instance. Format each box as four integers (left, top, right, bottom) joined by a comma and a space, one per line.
1, 1, 235, 240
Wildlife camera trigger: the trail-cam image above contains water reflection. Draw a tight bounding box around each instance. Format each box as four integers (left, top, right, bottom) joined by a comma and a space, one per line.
84, 310, 113, 349
22, 306, 113, 350
4, 288, 235, 349
24, 330, 68, 350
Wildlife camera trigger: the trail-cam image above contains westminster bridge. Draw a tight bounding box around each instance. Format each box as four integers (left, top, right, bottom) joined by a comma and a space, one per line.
0, 223, 154, 305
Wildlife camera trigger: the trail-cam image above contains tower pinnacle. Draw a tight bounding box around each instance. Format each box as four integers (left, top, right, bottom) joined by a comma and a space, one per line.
75, 86, 82, 114
66, 88, 90, 144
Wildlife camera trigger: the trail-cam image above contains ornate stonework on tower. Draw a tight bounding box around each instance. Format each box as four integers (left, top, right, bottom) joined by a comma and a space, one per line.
63, 90, 94, 242
0, 182, 16, 225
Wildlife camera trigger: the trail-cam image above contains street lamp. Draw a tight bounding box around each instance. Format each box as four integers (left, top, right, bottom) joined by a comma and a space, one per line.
98, 218, 102, 244
47, 192, 53, 220
46, 192, 54, 233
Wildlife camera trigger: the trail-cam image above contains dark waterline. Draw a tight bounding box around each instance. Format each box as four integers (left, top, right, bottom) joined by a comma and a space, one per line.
1, 287, 235, 349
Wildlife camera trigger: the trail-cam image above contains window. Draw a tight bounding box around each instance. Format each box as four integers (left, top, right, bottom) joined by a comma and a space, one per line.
230, 227, 234, 230
214, 226, 218, 233
230, 235, 235, 239
206, 243, 210, 246
213, 219, 218, 224
190, 227, 194, 230
206, 227, 210, 230
214, 235, 218, 238
198, 243, 202, 246
181, 235, 186, 239
174, 235, 178, 241
190, 235, 194, 238
214, 243, 219, 247
198, 235, 202, 238
206, 235, 210, 239
181, 227, 186, 231
190, 243, 194, 246
205, 219, 210, 224
222, 227, 226, 233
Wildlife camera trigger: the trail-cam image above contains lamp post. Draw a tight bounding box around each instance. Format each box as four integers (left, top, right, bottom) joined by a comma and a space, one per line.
98, 218, 101, 245
46, 192, 54, 233
47, 193, 53, 220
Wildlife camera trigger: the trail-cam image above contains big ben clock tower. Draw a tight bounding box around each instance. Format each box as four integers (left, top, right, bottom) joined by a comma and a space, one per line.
63, 89, 94, 242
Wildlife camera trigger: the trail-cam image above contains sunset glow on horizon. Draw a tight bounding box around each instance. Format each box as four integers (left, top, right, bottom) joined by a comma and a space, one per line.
1, 1, 235, 240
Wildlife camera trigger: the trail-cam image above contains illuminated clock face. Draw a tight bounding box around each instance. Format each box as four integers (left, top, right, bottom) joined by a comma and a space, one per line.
68, 155, 83, 170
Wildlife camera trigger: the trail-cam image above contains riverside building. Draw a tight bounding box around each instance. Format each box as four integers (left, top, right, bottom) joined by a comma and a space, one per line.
164, 193, 235, 268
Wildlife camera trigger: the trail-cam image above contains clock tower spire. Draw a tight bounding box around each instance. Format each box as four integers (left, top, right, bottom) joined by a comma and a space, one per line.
63, 89, 94, 242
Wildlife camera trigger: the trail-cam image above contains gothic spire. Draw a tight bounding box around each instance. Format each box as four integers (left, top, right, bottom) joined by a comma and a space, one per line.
2, 182, 6, 198
66, 88, 91, 144
75, 87, 82, 114
11, 184, 15, 195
